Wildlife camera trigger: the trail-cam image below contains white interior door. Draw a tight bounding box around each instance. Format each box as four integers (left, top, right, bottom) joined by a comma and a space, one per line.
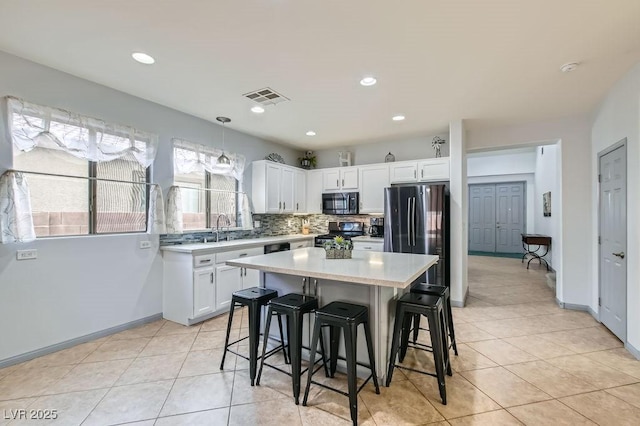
599, 142, 626, 341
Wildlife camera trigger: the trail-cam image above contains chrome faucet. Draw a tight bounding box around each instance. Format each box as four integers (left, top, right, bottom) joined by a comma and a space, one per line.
212, 213, 231, 242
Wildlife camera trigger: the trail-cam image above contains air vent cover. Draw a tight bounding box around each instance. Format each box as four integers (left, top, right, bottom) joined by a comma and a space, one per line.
243, 87, 290, 105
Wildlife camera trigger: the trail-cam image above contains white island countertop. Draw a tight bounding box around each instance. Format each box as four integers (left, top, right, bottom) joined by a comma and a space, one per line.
226, 247, 438, 289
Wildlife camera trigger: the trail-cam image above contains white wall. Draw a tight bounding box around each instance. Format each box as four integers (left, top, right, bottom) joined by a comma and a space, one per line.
534, 144, 560, 268
467, 116, 592, 309
449, 120, 468, 305
314, 133, 449, 168
467, 148, 536, 234
0, 51, 300, 363
591, 62, 640, 352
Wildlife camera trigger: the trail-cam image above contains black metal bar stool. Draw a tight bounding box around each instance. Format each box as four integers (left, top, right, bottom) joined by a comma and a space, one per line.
256, 293, 329, 404
410, 283, 458, 356
219, 287, 286, 386
387, 292, 450, 405
303, 301, 380, 426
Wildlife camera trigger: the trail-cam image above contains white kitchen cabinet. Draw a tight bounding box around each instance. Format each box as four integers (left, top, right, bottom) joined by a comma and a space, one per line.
193, 266, 215, 317
252, 160, 299, 214
418, 158, 450, 181
322, 167, 359, 191
291, 239, 313, 250
216, 247, 264, 305
163, 251, 217, 326
215, 264, 242, 311
358, 164, 389, 213
352, 240, 384, 252
390, 158, 450, 183
389, 161, 418, 183
294, 169, 306, 213
306, 169, 323, 214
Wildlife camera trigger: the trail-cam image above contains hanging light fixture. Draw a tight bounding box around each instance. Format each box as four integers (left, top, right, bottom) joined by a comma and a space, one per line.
216, 116, 232, 168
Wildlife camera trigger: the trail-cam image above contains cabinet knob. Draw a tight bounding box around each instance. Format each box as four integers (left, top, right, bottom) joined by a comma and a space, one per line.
210, 272, 213, 283
342, 179, 345, 186
414, 170, 416, 178
336, 179, 339, 187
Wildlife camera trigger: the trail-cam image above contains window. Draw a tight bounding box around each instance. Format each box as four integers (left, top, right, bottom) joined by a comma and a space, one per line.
8, 98, 157, 237
172, 139, 246, 231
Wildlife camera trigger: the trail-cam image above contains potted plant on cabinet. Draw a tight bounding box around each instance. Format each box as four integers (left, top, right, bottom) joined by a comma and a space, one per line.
299, 150, 317, 169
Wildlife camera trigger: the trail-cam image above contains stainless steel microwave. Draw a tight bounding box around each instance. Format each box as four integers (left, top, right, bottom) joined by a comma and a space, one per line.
322, 192, 359, 215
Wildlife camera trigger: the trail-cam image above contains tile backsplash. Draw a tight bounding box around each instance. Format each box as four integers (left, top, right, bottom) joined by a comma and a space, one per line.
159, 213, 379, 245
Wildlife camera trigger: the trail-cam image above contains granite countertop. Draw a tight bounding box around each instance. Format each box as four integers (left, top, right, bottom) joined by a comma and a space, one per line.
351, 236, 385, 243
226, 247, 438, 289
160, 234, 318, 254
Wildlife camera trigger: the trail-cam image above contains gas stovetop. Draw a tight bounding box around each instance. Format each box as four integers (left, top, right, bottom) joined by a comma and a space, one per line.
314, 222, 364, 246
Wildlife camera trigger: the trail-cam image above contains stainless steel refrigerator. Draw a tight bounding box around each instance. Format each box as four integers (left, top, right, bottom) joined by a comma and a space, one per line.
383, 184, 449, 287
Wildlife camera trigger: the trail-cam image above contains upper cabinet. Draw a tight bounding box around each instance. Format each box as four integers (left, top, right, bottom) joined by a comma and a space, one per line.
323, 167, 359, 191
359, 164, 389, 214
306, 169, 323, 214
389, 158, 450, 184
293, 169, 306, 213
252, 160, 300, 214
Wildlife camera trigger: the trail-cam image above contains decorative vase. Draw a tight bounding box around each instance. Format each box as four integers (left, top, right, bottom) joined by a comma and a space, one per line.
385, 152, 395, 163
325, 248, 337, 259
343, 249, 352, 259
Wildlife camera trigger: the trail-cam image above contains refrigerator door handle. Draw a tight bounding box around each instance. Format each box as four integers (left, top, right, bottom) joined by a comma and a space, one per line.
407, 197, 411, 246
412, 197, 417, 246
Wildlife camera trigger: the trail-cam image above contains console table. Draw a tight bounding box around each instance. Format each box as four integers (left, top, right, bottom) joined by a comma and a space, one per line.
521, 234, 551, 271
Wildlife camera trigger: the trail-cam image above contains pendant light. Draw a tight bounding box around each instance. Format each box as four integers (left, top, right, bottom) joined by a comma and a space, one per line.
216, 116, 231, 168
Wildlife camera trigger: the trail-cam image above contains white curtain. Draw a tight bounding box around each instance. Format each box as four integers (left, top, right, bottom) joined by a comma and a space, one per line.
172, 138, 245, 182
165, 186, 183, 234
147, 184, 166, 234
8, 97, 159, 168
0, 172, 36, 244
238, 192, 253, 230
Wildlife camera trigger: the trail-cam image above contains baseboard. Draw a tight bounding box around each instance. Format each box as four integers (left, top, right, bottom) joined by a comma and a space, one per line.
625, 342, 640, 360
0, 313, 163, 369
556, 298, 599, 321
451, 285, 469, 308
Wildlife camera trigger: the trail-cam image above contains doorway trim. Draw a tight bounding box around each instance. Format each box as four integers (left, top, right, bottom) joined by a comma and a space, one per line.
597, 137, 627, 343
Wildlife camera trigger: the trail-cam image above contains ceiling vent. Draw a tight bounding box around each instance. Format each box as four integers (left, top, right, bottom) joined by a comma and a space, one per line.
243, 87, 290, 106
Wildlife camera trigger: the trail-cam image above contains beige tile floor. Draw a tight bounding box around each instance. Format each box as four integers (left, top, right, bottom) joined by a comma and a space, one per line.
1, 256, 640, 425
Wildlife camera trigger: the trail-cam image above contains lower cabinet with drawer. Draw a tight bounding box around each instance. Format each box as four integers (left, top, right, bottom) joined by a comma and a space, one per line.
352, 240, 384, 252
215, 247, 263, 311
162, 246, 263, 326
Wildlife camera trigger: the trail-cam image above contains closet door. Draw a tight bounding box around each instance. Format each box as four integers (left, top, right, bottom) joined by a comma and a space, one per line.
468, 184, 496, 252
495, 183, 525, 253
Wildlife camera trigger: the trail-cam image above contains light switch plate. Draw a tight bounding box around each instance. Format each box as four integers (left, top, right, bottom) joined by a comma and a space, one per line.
139, 241, 152, 249
253, 220, 261, 228
17, 249, 37, 260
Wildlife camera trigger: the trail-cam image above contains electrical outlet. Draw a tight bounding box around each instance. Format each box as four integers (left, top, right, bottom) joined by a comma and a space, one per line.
16, 249, 37, 260
287, 220, 292, 227
253, 220, 261, 228
139, 241, 152, 249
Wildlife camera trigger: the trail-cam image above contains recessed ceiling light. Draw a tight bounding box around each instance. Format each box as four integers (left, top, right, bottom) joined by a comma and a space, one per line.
560, 62, 579, 73
392, 115, 405, 121
251, 106, 265, 114
131, 52, 155, 65
360, 76, 377, 86
306, 131, 316, 136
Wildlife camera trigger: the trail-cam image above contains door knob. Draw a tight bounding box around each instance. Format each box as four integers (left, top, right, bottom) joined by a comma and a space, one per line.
612, 251, 625, 259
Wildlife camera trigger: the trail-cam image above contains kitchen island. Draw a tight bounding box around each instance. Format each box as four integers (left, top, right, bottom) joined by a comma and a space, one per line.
227, 247, 439, 380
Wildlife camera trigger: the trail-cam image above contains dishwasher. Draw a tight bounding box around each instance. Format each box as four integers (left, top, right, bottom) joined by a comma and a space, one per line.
264, 242, 291, 254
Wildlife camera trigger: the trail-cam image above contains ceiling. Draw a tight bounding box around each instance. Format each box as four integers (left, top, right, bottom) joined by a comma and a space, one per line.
1, 1, 639, 150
